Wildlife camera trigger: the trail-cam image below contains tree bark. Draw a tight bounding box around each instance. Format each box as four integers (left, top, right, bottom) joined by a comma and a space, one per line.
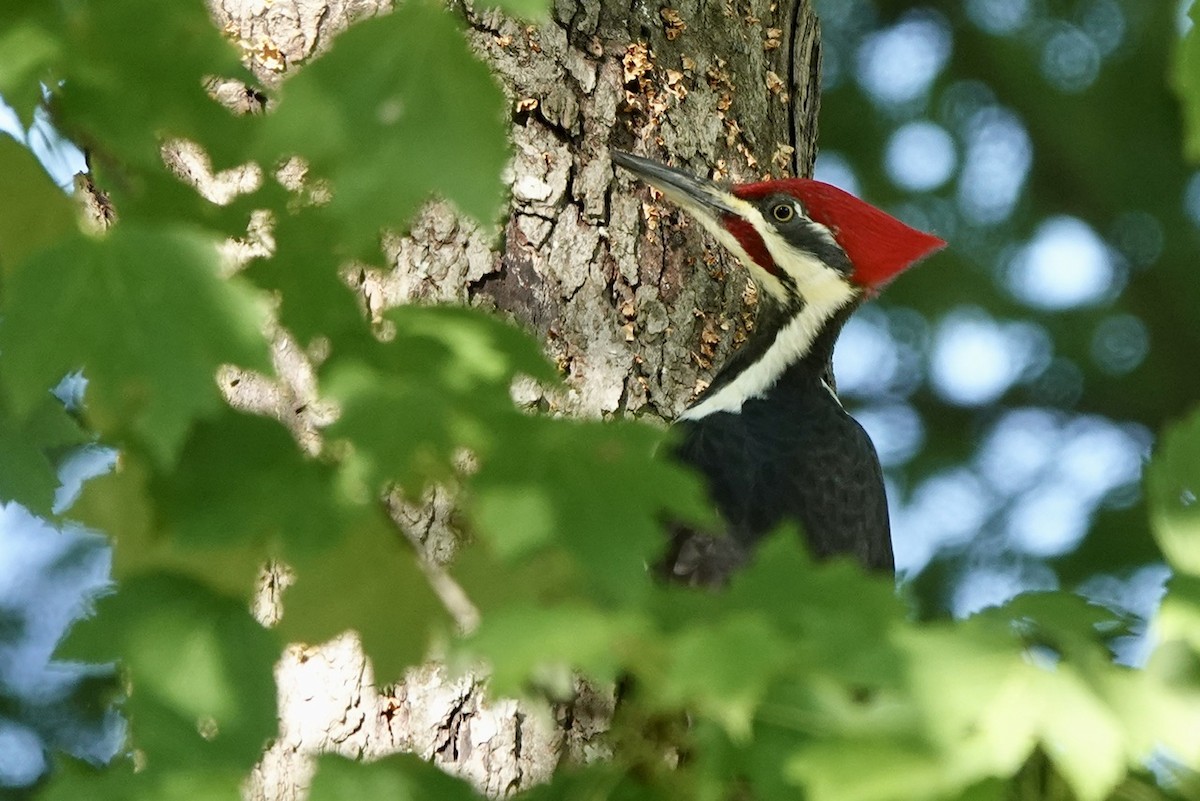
202, 0, 822, 798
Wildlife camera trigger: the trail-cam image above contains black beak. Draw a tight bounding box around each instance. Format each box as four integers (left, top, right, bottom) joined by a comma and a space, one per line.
611, 151, 740, 218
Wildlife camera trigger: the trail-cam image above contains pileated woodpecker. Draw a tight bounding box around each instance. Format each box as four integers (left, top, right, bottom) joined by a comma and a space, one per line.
612, 151, 944, 585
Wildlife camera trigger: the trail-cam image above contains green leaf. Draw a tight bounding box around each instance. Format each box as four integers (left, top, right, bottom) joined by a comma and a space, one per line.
1147, 408, 1200, 575
976, 591, 1130, 664
1155, 574, 1200, 652
513, 765, 667, 801
58, 573, 279, 772
655, 613, 793, 740
0, 225, 272, 465
481, 0, 551, 20
156, 409, 368, 555
721, 537, 906, 687
1141, 582, 1200, 767
458, 604, 650, 698
0, 387, 87, 515
242, 210, 373, 345
256, 2, 510, 250
1034, 673, 1126, 801
24, 667, 123, 764
451, 540, 579, 614
469, 417, 712, 604
382, 305, 557, 388
786, 738, 961, 801
309, 753, 485, 801
1175, 2, 1200, 162
0, 21, 60, 128
278, 518, 449, 682
53, 0, 249, 168
895, 621, 1035, 780
0, 134, 76, 272
40, 758, 245, 801
324, 305, 556, 491
324, 360, 480, 492
897, 610, 1137, 801
71, 456, 265, 599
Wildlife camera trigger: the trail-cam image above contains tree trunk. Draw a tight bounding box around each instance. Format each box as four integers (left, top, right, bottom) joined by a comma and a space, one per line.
206, 0, 822, 798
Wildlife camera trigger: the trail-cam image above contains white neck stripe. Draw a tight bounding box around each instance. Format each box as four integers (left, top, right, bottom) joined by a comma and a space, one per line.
680, 267, 855, 420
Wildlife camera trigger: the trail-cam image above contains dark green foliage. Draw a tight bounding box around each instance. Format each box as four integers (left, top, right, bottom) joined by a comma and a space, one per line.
50, 0, 250, 169
255, 2, 511, 253
0, 226, 272, 465
0, 135, 75, 270
59, 574, 279, 772
309, 754, 486, 801
276, 517, 451, 682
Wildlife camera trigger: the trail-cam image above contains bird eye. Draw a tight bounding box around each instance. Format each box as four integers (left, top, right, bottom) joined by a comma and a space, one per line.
771, 203, 796, 223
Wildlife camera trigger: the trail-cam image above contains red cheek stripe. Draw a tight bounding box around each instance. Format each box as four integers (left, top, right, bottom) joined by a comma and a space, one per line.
721, 216, 780, 277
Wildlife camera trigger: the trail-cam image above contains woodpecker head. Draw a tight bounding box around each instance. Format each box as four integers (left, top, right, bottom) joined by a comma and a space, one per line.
612, 151, 945, 313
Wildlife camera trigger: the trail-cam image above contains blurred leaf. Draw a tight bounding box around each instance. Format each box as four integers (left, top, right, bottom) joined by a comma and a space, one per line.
325, 305, 556, 492
948, 779, 1008, 801
381, 305, 558, 388
0, 21, 58, 128
787, 738, 955, 801
470, 416, 712, 605
0, 134, 76, 271
277, 518, 448, 683
1155, 574, 1200, 653
513, 765, 667, 801
1034, 673, 1126, 801
0, 225, 271, 466
0, 437, 58, 518
0, 388, 86, 515
53, 0, 249, 168
451, 540, 580, 614
93, 161, 265, 234
898, 612, 1135, 801
896, 620, 1036, 779
653, 613, 792, 740
58, 573, 278, 772
458, 604, 649, 698
323, 361, 481, 492
242, 210, 372, 345
478, 0, 549, 20
1175, 1, 1200, 162
976, 591, 1130, 661
40, 758, 245, 801
721, 538, 906, 687
1146, 408, 1200, 575
309, 753, 485, 801
71, 458, 264, 600
155, 409, 370, 555
23, 667, 122, 765
256, 2, 510, 250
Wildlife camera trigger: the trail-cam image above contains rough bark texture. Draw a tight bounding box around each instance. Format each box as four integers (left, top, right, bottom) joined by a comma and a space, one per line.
194, 0, 821, 798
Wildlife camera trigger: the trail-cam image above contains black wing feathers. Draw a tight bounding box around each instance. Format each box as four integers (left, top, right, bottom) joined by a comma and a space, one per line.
662, 370, 893, 585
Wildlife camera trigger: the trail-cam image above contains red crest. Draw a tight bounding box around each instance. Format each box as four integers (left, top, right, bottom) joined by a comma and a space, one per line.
732, 179, 945, 288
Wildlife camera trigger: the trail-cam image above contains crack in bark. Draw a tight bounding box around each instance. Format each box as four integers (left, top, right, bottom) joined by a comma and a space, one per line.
504, 711, 527, 795
435, 691, 475, 762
